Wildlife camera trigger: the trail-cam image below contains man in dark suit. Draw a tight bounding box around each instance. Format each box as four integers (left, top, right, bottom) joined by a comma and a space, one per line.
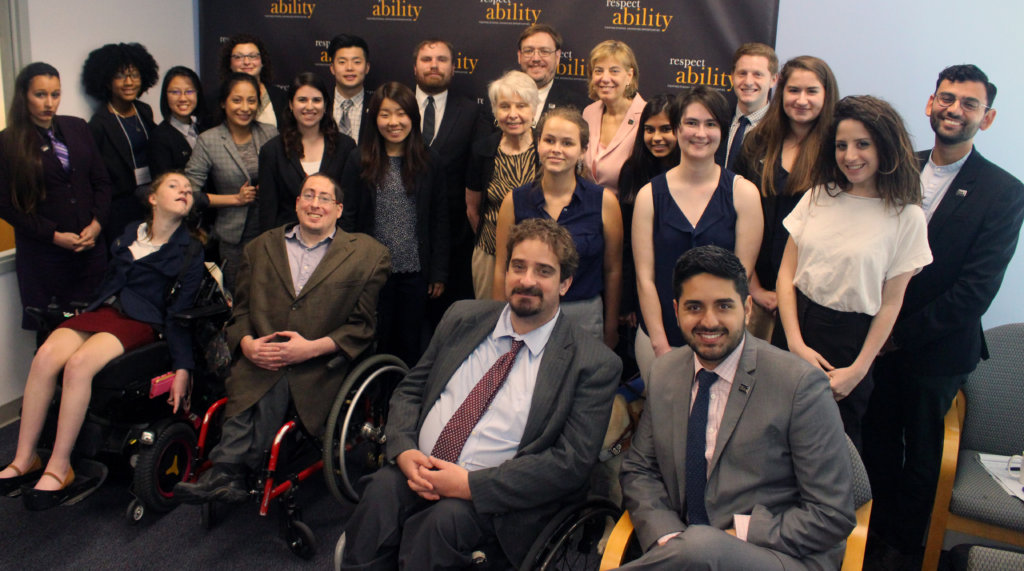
863, 64, 1024, 561
714, 42, 777, 172
619, 246, 855, 569
174, 173, 391, 503
339, 219, 621, 570
413, 38, 484, 315
328, 34, 373, 144
517, 23, 590, 123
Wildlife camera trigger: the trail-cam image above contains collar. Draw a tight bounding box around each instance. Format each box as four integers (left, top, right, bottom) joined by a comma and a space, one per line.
927, 147, 971, 173
692, 335, 746, 385
492, 304, 560, 357
528, 178, 583, 210
285, 224, 337, 248
336, 87, 364, 106
733, 102, 770, 125
416, 86, 448, 109
537, 80, 554, 101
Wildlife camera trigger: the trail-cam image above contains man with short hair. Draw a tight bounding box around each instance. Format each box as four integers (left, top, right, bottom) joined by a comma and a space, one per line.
619, 245, 855, 569
716, 42, 777, 171
339, 218, 621, 570
327, 33, 372, 142
863, 64, 1024, 563
517, 23, 589, 124
174, 174, 390, 502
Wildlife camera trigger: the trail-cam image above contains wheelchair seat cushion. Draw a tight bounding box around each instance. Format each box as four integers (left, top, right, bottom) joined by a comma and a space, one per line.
92, 342, 172, 391
59, 306, 156, 352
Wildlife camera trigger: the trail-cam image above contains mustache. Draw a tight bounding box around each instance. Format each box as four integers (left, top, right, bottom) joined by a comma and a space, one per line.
512, 286, 543, 297
693, 327, 727, 335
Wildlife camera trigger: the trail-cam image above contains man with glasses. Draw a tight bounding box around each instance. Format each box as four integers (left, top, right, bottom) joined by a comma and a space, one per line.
517, 23, 589, 124
863, 64, 1024, 566
175, 173, 391, 503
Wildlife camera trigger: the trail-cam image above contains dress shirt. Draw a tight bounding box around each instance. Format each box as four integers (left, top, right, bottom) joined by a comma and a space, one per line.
418, 304, 559, 470
724, 104, 769, 168
333, 88, 364, 143
169, 116, 199, 149
921, 149, 970, 221
415, 86, 448, 140
284, 225, 336, 294
534, 81, 554, 126
690, 336, 744, 471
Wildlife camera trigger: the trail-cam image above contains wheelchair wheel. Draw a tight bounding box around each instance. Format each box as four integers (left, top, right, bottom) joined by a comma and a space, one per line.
520, 499, 620, 571
323, 354, 408, 504
285, 520, 317, 560
133, 421, 197, 512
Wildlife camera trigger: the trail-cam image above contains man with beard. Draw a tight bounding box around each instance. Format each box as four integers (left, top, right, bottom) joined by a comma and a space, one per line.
863, 64, 1024, 565
618, 246, 855, 569
516, 23, 590, 124
338, 218, 620, 570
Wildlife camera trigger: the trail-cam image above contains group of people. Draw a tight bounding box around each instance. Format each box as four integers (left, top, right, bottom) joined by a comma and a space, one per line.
0, 20, 1022, 571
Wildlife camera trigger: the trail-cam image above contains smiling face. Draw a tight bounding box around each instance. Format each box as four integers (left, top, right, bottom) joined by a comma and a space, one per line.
537, 116, 584, 175
329, 46, 370, 94
413, 42, 453, 95
926, 79, 995, 147
376, 97, 412, 152
295, 174, 342, 239
495, 92, 534, 137
290, 85, 325, 130
643, 111, 677, 159
732, 54, 776, 114
505, 237, 572, 325
110, 65, 141, 106
26, 74, 61, 128
222, 81, 258, 129
150, 173, 194, 218
518, 31, 560, 88
835, 119, 879, 193
676, 102, 722, 160
166, 75, 198, 123
782, 69, 825, 127
230, 43, 263, 79
590, 56, 634, 104
674, 272, 750, 369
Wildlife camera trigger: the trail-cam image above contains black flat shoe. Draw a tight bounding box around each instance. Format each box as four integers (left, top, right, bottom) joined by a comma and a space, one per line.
0, 456, 43, 497
22, 468, 75, 511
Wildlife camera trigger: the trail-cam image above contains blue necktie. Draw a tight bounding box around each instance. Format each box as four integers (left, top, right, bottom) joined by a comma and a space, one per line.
46, 130, 70, 171
725, 116, 749, 173
686, 368, 718, 525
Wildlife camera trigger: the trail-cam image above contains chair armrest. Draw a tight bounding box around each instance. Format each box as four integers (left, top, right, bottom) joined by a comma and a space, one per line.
600, 511, 635, 571
922, 389, 966, 570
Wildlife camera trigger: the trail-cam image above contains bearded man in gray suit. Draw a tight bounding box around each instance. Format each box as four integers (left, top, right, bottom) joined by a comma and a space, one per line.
620, 246, 855, 570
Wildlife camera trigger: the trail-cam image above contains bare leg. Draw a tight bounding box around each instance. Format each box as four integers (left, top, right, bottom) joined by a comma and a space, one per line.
0, 329, 88, 480
36, 332, 124, 491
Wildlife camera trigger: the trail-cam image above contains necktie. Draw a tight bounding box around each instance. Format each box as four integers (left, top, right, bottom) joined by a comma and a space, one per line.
725, 116, 750, 173
422, 96, 436, 147
431, 339, 525, 463
338, 99, 353, 138
685, 368, 718, 526
46, 130, 70, 171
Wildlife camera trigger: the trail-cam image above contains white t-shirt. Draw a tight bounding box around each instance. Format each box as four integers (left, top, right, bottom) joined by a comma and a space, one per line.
783, 186, 932, 315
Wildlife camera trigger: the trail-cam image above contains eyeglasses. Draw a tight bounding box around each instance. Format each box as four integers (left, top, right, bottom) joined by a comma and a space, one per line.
935, 92, 989, 113
231, 53, 262, 62
520, 47, 556, 57
300, 192, 337, 205
167, 90, 197, 97
114, 71, 141, 81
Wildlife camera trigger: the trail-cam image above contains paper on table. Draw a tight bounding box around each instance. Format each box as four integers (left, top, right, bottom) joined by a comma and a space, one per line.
978, 453, 1024, 502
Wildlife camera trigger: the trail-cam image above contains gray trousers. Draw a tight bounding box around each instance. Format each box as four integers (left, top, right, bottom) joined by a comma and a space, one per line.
619, 525, 816, 570
209, 376, 291, 470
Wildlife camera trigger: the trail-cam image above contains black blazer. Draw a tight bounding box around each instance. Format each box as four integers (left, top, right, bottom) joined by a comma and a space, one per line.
335, 88, 374, 144
891, 148, 1024, 374
89, 100, 157, 200
339, 147, 449, 284
256, 132, 356, 231
149, 120, 196, 177
265, 84, 289, 127
543, 78, 590, 114
429, 93, 483, 213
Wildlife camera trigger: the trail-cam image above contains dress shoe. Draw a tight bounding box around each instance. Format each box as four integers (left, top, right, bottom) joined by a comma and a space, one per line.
0, 456, 43, 496
22, 468, 75, 511
173, 463, 249, 504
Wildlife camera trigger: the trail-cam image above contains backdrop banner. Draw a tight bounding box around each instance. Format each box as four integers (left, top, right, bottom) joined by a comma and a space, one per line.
198, 0, 779, 108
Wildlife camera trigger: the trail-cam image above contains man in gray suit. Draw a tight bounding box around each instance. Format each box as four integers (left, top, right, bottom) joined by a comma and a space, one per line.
620, 246, 855, 569
339, 218, 621, 570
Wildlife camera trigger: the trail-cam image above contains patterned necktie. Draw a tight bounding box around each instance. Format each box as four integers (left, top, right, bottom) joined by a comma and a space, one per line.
685, 368, 719, 526
725, 115, 750, 173
46, 130, 70, 171
338, 99, 353, 138
431, 339, 526, 463
422, 96, 436, 147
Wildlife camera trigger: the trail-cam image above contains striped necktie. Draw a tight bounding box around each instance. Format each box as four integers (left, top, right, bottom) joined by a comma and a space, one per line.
46, 130, 70, 171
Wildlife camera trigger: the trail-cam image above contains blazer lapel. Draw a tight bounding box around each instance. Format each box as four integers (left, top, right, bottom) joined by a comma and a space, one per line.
295, 231, 356, 300
673, 350, 697, 502
431, 98, 459, 150
263, 228, 296, 297
708, 340, 758, 474
220, 128, 249, 179
597, 96, 644, 161
929, 147, 981, 232
519, 314, 573, 446
104, 111, 136, 170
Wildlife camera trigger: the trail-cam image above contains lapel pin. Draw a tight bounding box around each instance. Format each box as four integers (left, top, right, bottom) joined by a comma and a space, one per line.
956, 188, 968, 197
627, 119, 634, 125
738, 384, 750, 393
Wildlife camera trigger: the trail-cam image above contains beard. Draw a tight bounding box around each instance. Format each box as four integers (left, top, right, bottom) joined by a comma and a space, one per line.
508, 286, 544, 318
684, 326, 743, 365
930, 110, 978, 146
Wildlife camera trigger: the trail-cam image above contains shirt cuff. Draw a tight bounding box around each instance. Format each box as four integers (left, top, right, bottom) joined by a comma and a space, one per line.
733, 514, 751, 541
657, 531, 682, 546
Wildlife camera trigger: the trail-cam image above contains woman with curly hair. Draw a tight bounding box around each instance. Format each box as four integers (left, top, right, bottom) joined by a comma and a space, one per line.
257, 72, 355, 231
82, 42, 159, 243
0, 63, 112, 333
150, 66, 209, 177
219, 33, 287, 127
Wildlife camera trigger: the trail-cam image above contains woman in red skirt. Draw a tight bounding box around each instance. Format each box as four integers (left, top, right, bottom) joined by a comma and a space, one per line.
0, 171, 205, 509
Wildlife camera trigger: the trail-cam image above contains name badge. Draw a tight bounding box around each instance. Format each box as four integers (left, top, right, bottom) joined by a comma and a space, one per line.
134, 166, 152, 186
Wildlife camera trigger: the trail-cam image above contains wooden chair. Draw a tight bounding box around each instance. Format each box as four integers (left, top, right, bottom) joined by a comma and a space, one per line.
921, 323, 1024, 570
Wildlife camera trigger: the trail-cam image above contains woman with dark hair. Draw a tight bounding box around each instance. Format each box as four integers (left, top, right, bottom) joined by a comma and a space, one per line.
257, 72, 355, 231
734, 56, 839, 344
492, 106, 623, 348
82, 42, 159, 243
0, 171, 203, 509
632, 86, 762, 378
777, 95, 931, 448
0, 62, 112, 333
219, 33, 287, 127
185, 72, 278, 292
149, 66, 208, 177
340, 81, 447, 366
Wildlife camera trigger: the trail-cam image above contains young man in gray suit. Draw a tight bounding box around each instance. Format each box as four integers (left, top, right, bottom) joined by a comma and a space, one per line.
619, 246, 855, 569
339, 218, 621, 570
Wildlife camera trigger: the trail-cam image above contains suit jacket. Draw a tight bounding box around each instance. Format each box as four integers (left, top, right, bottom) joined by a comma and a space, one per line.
89, 101, 157, 200
265, 84, 289, 128
184, 122, 278, 244
386, 300, 621, 566
890, 149, 1024, 375
224, 225, 391, 430
332, 88, 373, 144
149, 120, 196, 177
256, 133, 356, 232
543, 79, 590, 114
621, 336, 855, 568
582, 95, 646, 195
428, 92, 485, 246
339, 147, 450, 284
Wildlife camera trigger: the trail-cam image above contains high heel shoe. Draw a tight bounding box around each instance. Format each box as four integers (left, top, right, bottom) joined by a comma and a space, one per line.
22, 467, 75, 511
0, 456, 43, 496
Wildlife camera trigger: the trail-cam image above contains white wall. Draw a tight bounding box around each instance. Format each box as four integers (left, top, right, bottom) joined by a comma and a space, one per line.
776, 0, 1024, 328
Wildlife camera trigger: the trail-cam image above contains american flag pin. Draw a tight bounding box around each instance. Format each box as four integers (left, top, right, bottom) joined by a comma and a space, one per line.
956, 189, 968, 197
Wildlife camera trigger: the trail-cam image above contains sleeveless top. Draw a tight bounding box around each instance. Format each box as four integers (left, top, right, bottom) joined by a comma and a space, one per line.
512, 177, 605, 302
642, 169, 737, 347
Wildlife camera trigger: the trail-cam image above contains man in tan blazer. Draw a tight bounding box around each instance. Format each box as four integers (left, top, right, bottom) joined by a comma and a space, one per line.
175, 173, 391, 503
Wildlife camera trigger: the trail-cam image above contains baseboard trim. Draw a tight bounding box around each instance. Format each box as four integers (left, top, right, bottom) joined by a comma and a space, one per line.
0, 397, 21, 428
